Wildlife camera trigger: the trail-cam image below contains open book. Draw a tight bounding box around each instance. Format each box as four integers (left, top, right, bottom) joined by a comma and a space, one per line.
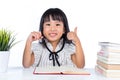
33, 66, 90, 75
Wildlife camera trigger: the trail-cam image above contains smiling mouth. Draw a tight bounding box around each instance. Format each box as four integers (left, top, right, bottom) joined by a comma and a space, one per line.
49, 33, 57, 37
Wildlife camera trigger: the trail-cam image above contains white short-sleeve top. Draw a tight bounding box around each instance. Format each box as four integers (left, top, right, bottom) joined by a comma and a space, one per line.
31, 39, 76, 67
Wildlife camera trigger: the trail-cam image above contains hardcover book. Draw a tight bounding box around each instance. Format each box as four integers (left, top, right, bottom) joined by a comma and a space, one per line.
97, 55, 120, 64
97, 51, 120, 58
95, 65, 120, 78
99, 42, 120, 47
97, 60, 120, 70
99, 42, 120, 53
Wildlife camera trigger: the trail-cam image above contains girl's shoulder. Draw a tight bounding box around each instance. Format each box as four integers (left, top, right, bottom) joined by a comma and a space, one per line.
63, 43, 75, 55
31, 42, 44, 50
64, 42, 75, 49
32, 42, 42, 47
65, 42, 75, 47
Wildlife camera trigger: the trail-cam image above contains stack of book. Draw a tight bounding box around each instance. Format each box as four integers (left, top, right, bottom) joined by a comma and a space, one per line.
95, 42, 120, 78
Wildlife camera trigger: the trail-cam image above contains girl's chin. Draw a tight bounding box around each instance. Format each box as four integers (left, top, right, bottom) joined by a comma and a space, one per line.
48, 39, 57, 42
48, 38, 59, 42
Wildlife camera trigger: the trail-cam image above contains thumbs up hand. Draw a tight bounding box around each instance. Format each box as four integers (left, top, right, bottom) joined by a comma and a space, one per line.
67, 27, 79, 43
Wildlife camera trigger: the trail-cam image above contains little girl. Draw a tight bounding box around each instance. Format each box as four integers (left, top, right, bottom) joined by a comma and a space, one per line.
22, 8, 85, 68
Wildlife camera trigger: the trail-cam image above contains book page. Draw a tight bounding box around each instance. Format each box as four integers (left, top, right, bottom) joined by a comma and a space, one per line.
34, 66, 62, 74
33, 66, 90, 75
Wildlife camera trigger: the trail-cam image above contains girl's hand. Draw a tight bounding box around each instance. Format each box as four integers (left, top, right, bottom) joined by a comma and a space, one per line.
67, 27, 79, 43
27, 31, 43, 42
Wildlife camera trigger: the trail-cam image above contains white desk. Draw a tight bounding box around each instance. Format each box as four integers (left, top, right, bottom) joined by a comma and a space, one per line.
0, 67, 120, 80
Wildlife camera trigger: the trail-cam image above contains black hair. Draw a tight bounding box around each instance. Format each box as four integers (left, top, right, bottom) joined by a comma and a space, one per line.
39, 8, 72, 44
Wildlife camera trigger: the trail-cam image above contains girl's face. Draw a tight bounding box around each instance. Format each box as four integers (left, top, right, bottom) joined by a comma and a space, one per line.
43, 17, 64, 43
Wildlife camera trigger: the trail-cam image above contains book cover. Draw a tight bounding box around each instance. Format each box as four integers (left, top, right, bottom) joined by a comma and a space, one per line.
97, 60, 120, 70
95, 65, 120, 78
33, 66, 90, 75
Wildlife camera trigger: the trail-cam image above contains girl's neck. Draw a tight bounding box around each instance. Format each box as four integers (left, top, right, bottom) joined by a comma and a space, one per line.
50, 40, 60, 52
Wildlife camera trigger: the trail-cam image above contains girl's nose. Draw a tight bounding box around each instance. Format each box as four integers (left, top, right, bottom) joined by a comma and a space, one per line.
51, 26, 56, 31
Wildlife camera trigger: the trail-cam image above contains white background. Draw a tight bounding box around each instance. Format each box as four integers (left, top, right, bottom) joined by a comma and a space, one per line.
0, 0, 120, 68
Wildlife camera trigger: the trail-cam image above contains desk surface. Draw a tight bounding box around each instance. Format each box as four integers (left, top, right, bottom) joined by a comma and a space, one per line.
0, 67, 120, 80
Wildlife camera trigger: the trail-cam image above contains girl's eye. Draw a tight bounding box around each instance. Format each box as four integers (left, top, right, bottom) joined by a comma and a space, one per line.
46, 24, 50, 26
56, 24, 60, 26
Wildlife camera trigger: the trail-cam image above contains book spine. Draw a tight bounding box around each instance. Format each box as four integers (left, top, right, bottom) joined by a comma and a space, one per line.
97, 55, 120, 64
99, 42, 120, 47
97, 60, 120, 70
98, 51, 120, 59
99, 43, 120, 53
95, 65, 107, 77
97, 51, 108, 57
97, 60, 108, 69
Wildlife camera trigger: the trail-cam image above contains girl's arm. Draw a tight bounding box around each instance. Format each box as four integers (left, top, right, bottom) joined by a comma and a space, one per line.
22, 32, 42, 68
71, 39, 85, 68
67, 27, 85, 68
22, 39, 34, 68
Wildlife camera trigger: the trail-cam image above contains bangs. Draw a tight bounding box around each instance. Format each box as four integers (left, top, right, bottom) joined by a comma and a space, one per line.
43, 14, 64, 22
